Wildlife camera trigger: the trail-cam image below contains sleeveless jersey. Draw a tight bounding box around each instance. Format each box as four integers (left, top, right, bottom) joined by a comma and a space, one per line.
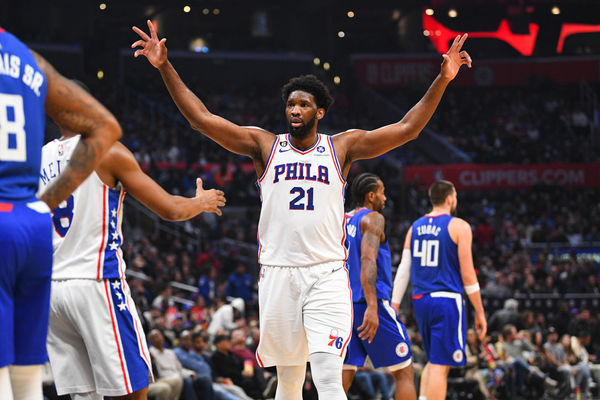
0, 29, 48, 202
256, 133, 347, 266
345, 208, 393, 302
410, 214, 462, 295
38, 136, 127, 280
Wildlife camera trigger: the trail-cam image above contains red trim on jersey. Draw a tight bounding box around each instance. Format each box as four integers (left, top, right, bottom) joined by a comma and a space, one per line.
104, 280, 132, 393
412, 294, 424, 300
287, 133, 321, 155
257, 136, 280, 184
340, 265, 353, 356
424, 214, 449, 218
96, 186, 108, 279
0, 203, 14, 212
0, 28, 5, 33
326, 136, 345, 184
255, 350, 265, 368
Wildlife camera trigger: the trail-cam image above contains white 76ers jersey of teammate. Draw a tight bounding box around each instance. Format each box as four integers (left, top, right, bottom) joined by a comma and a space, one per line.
257, 133, 347, 266
38, 135, 125, 280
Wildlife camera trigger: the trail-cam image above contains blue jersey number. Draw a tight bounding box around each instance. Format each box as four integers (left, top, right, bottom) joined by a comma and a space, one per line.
413, 239, 439, 267
52, 195, 74, 237
0, 94, 27, 162
289, 187, 314, 210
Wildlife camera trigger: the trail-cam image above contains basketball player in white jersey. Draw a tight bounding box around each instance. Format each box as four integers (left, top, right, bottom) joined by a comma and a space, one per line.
38, 101, 226, 400
132, 20, 472, 400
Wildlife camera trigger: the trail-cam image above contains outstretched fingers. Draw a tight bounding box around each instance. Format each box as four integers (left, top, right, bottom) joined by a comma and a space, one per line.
132, 26, 150, 41
147, 19, 158, 40
460, 50, 472, 68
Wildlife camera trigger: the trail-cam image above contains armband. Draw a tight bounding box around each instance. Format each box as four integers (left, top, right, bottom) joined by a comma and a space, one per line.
464, 283, 480, 295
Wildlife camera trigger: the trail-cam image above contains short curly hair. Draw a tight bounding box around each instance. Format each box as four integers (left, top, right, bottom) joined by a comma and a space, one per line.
281, 74, 334, 111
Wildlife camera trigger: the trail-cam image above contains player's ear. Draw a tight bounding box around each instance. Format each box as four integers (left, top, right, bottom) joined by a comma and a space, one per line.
316, 108, 325, 120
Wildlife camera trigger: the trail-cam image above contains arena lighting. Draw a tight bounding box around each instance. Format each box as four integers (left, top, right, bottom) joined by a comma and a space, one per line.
551, 6, 561, 15
213, 9, 220, 15
99, 3, 106, 10
323, 62, 330, 71
97, 70, 104, 80
202, 8, 209, 15
422, 13, 539, 56
425, 8, 434, 16
557, 23, 600, 53
338, 31, 345, 38
347, 11, 355, 18
313, 57, 320, 65
183, 5, 191, 13
448, 9, 457, 18
333, 76, 341, 85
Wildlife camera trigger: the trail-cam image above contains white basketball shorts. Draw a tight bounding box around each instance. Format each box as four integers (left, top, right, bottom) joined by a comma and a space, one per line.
256, 260, 353, 367
47, 279, 152, 396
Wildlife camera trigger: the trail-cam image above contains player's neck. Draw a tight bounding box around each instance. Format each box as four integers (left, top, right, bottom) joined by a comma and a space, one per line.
427, 207, 450, 216
289, 131, 318, 150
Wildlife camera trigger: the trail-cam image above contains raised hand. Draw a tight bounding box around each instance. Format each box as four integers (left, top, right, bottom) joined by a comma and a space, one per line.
440, 33, 472, 81
195, 178, 226, 216
131, 20, 168, 68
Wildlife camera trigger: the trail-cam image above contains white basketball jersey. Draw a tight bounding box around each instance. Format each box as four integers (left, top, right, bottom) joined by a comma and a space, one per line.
39, 136, 126, 280
257, 134, 347, 266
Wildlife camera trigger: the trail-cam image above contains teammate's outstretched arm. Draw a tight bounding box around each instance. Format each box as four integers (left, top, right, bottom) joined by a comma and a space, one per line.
454, 218, 487, 340
338, 34, 472, 163
131, 20, 273, 160
357, 211, 385, 343
391, 229, 412, 315
34, 52, 122, 209
101, 142, 226, 220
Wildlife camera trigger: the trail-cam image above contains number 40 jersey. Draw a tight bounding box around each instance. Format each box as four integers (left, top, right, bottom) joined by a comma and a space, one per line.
410, 214, 462, 295
256, 133, 347, 267
39, 135, 126, 280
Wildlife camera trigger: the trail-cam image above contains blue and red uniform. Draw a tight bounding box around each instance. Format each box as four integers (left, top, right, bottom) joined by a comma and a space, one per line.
0, 29, 52, 367
344, 208, 412, 368
411, 214, 466, 366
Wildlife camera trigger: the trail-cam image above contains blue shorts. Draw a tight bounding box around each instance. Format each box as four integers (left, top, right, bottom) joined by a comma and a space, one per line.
413, 291, 466, 366
0, 200, 53, 367
345, 299, 412, 369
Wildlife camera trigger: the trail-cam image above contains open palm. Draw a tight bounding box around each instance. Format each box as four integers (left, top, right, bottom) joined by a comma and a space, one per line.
131, 20, 167, 69
441, 33, 472, 81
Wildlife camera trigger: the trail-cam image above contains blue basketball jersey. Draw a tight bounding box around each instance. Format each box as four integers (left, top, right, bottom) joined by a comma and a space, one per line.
345, 208, 393, 302
410, 214, 462, 295
0, 29, 47, 202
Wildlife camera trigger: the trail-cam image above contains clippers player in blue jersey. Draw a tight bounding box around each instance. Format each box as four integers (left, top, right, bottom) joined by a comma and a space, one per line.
133, 19, 472, 400
0, 29, 121, 399
391, 180, 486, 400
342, 173, 416, 400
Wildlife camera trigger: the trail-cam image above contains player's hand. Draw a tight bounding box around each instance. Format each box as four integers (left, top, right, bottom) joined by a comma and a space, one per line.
131, 20, 168, 69
195, 177, 226, 216
440, 33, 471, 81
475, 310, 487, 341
358, 305, 379, 343
391, 301, 401, 316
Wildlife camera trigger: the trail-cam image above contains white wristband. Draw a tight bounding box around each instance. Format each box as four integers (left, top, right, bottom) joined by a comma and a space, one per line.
464, 283, 480, 295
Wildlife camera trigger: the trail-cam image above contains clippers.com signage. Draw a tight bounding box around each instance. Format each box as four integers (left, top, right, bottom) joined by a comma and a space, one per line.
404, 163, 600, 190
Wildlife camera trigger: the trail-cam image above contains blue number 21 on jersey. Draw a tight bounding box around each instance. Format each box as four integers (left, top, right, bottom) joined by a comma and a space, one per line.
289, 186, 314, 210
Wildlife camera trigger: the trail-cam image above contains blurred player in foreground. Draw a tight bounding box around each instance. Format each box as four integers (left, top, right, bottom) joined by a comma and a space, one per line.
0, 28, 120, 399
392, 180, 486, 400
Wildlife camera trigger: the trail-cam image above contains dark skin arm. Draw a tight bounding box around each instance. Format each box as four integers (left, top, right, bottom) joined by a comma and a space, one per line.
34, 52, 121, 209
357, 211, 386, 343
332, 34, 472, 177
131, 20, 274, 176
96, 142, 226, 220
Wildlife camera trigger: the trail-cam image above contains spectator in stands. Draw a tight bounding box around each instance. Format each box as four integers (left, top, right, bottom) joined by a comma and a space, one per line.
207, 298, 245, 337
211, 334, 264, 399
153, 284, 174, 310
225, 264, 254, 303
543, 326, 578, 396
488, 299, 522, 333
147, 329, 187, 400
198, 268, 220, 305
570, 331, 594, 396
465, 328, 491, 399
230, 329, 274, 397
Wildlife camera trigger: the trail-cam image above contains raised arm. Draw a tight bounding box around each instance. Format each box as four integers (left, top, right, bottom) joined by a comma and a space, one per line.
357, 211, 386, 343
35, 52, 121, 209
131, 20, 273, 161
335, 34, 471, 168
99, 142, 226, 220
451, 217, 487, 340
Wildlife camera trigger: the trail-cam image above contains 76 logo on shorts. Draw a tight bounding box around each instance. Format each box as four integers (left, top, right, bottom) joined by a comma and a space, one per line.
327, 329, 343, 349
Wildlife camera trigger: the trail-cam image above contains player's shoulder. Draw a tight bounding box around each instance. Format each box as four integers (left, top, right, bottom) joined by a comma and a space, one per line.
449, 217, 471, 234
361, 209, 385, 227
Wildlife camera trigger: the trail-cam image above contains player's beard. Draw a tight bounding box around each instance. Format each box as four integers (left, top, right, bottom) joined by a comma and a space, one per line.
288, 113, 316, 139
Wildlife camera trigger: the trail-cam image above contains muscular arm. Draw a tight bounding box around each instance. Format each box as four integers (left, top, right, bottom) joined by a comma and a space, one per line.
132, 21, 273, 163
34, 52, 121, 209
452, 217, 487, 340
357, 211, 385, 343
99, 142, 225, 220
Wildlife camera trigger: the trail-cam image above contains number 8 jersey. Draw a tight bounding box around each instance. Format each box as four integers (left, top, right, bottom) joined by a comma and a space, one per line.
256, 133, 347, 267
410, 214, 462, 295
39, 135, 126, 280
